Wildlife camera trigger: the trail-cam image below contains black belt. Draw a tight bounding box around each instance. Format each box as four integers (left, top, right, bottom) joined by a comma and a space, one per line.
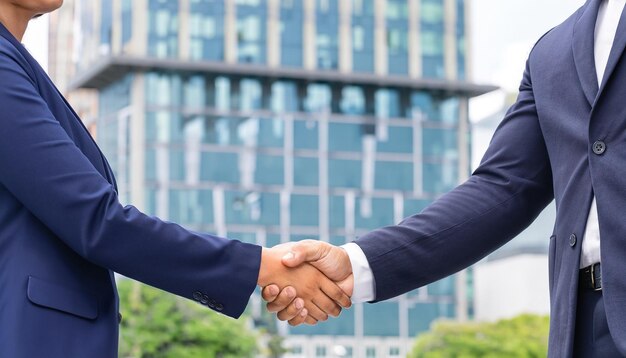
579, 263, 602, 291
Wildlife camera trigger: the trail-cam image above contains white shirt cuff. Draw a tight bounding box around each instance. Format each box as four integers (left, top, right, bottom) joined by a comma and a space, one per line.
341, 242, 376, 303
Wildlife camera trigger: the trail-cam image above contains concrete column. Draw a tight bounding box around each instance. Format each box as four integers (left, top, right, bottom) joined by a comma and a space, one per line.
131, 0, 148, 56
179, 0, 190, 60
318, 115, 329, 242
457, 97, 470, 183
374, 0, 387, 75
408, 0, 422, 78
284, 116, 294, 191
444, 0, 458, 80
213, 187, 227, 237
92, 0, 102, 61
224, 0, 238, 63
412, 113, 424, 196
111, 0, 121, 54
280, 190, 291, 243
455, 97, 471, 322
338, 0, 352, 73
267, 0, 281, 67
130, 74, 146, 211
464, 0, 472, 81
303, 0, 317, 70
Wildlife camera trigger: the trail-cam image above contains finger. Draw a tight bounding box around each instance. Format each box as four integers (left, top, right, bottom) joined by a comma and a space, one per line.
337, 274, 354, 298
305, 301, 329, 322
304, 315, 318, 325
261, 285, 280, 303
282, 240, 330, 268
266, 286, 297, 312
288, 308, 309, 326
319, 278, 352, 310
312, 294, 341, 318
276, 297, 305, 321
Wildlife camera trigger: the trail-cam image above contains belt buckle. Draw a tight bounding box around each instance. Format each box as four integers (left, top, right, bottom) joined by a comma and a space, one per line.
591, 264, 602, 291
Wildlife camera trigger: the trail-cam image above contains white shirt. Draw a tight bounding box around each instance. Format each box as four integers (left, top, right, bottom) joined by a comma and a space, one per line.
344, 0, 625, 302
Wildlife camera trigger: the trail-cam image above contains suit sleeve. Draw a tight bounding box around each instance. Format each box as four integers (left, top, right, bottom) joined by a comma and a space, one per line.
355, 59, 554, 302
0, 49, 260, 318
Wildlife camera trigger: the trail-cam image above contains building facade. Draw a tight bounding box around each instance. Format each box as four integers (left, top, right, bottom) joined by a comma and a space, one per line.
55, 0, 495, 356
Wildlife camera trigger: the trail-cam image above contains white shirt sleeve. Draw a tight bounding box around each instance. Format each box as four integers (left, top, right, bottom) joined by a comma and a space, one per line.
341, 242, 376, 303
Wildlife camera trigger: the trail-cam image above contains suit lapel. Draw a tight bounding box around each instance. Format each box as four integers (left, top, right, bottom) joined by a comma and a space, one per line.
596, 4, 626, 104
572, 0, 602, 106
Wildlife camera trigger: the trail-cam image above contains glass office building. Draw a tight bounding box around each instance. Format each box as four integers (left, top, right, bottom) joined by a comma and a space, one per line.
61, 0, 495, 356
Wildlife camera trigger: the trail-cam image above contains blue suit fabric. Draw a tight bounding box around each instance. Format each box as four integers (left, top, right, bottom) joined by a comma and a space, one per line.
356, 1, 626, 356
0, 23, 260, 358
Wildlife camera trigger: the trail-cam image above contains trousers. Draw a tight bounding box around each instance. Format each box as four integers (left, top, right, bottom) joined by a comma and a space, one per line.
573, 286, 624, 357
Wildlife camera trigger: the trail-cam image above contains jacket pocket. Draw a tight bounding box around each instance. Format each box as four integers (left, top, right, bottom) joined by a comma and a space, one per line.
27, 276, 98, 320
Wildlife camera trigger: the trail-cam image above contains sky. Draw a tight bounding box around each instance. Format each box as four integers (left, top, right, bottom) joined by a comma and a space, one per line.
23, 0, 586, 120
469, 0, 585, 120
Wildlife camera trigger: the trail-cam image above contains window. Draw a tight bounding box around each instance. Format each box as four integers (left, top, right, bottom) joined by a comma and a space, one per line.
280, 0, 303, 67
315, 345, 327, 357
316, 0, 339, 69
366, 347, 376, 358
291, 345, 303, 355
389, 346, 401, 356
291, 195, 319, 226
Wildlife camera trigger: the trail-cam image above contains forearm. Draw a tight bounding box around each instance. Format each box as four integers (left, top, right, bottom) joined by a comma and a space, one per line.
357, 62, 554, 301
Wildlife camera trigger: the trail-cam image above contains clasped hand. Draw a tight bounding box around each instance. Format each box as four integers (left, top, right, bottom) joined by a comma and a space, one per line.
257, 240, 353, 326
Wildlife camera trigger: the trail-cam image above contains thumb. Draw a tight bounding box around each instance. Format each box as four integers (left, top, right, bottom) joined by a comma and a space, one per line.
281, 240, 329, 268
337, 274, 354, 298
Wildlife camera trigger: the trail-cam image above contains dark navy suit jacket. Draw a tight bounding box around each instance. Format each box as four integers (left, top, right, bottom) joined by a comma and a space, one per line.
357, 1, 626, 356
0, 24, 261, 357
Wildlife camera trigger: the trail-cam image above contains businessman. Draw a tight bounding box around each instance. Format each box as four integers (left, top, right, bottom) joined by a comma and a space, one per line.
265, 0, 626, 356
0, 2, 350, 357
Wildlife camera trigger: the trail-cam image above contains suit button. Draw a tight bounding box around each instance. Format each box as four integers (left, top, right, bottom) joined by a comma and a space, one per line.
593, 141, 606, 155
215, 303, 224, 311
118, 313, 123, 324
193, 291, 202, 301
201, 294, 209, 305
207, 300, 216, 309
569, 234, 577, 247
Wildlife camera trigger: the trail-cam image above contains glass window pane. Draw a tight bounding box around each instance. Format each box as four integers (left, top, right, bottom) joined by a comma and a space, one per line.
255, 155, 284, 185
328, 123, 365, 152
355, 197, 394, 230
423, 161, 458, 194
329, 159, 361, 188
294, 120, 319, 149
375, 161, 413, 191
294, 157, 319, 186
364, 302, 399, 336
200, 152, 240, 183
291, 195, 319, 226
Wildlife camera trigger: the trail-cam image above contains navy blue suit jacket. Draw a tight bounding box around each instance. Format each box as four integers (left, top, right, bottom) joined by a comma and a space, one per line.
0, 24, 261, 357
357, 2, 626, 356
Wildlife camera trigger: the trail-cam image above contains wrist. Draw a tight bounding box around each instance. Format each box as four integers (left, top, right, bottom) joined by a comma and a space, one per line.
257, 247, 273, 287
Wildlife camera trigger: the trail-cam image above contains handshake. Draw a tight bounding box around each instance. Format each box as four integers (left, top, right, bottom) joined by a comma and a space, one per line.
256, 240, 353, 326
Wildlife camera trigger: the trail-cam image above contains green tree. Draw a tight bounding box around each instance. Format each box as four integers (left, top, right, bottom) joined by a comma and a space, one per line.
409, 314, 550, 358
117, 279, 258, 358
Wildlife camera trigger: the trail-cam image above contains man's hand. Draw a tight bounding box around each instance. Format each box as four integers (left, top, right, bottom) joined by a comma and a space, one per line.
257, 243, 352, 325
262, 240, 354, 324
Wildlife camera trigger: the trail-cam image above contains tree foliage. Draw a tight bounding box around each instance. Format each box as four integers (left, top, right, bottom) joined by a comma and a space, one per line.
409, 314, 550, 358
117, 279, 258, 358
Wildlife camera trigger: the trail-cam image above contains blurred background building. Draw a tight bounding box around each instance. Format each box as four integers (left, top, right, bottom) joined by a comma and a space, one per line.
49, 0, 497, 356
470, 92, 554, 323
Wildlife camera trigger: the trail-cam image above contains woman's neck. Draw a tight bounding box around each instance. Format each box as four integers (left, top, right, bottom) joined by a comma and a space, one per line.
0, 5, 33, 42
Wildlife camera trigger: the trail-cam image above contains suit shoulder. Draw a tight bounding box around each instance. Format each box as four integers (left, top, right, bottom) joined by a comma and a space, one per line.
530, 5, 585, 58
0, 36, 37, 86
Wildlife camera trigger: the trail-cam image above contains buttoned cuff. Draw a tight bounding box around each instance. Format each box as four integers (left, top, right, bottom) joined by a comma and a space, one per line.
342, 242, 376, 303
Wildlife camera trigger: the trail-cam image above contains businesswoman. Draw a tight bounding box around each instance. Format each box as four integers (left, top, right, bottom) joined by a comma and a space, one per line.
0, 2, 350, 357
